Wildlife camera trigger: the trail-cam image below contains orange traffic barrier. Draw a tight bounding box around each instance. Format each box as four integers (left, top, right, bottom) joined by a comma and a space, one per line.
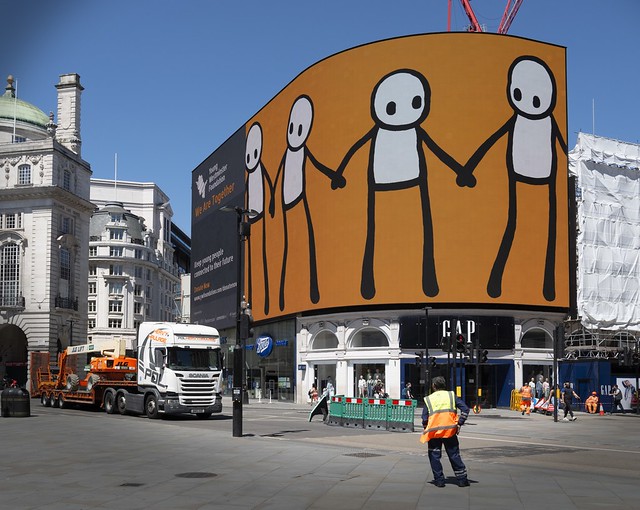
599, 403, 605, 416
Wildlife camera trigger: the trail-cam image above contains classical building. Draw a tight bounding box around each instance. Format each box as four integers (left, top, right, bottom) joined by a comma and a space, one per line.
87, 180, 183, 348
0, 74, 93, 387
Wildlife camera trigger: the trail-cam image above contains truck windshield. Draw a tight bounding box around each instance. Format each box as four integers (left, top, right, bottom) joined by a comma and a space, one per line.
166, 348, 222, 371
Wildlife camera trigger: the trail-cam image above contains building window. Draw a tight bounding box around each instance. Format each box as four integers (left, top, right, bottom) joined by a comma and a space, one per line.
134, 249, 142, 259
146, 269, 151, 280
134, 266, 143, 279
88, 282, 96, 294
110, 213, 122, 223
134, 302, 142, 314
110, 247, 123, 257
146, 286, 151, 300
0, 242, 20, 305
89, 265, 96, 276
134, 284, 142, 297
108, 318, 122, 328
18, 165, 31, 185
110, 228, 124, 240
60, 248, 71, 281
134, 320, 141, 331
108, 282, 123, 295
3, 213, 21, 229
63, 170, 71, 191
109, 265, 123, 276
60, 216, 74, 235
88, 319, 96, 329
89, 246, 97, 257
109, 300, 123, 313
88, 300, 96, 312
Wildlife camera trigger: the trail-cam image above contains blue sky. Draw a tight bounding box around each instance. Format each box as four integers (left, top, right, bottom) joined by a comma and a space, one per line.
5, 1, 639, 234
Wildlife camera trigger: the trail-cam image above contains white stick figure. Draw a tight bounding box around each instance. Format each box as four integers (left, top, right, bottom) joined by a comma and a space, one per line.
333, 69, 473, 299
464, 56, 567, 301
271, 95, 341, 311
245, 122, 273, 315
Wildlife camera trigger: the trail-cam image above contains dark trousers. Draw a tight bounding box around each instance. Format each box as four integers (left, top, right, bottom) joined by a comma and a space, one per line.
427, 436, 467, 483
563, 401, 574, 418
612, 400, 625, 413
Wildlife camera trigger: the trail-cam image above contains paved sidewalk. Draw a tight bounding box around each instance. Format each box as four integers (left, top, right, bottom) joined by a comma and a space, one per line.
1, 401, 639, 509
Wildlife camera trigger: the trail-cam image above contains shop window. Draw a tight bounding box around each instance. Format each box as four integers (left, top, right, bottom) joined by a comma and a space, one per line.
349, 328, 388, 348
311, 331, 338, 350
520, 329, 551, 349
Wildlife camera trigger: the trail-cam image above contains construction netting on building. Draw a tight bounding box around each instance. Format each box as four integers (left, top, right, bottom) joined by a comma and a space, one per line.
569, 133, 640, 331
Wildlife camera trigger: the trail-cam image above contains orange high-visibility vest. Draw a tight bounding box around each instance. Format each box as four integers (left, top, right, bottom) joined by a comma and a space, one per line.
521, 386, 532, 400
420, 390, 458, 443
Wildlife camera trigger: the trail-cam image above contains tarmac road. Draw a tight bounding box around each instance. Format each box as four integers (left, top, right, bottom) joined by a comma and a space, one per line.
1, 398, 639, 509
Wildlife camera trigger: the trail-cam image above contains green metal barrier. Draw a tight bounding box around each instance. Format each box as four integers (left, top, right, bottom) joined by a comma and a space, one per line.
342, 397, 365, 428
327, 395, 344, 426
386, 399, 416, 432
364, 398, 388, 430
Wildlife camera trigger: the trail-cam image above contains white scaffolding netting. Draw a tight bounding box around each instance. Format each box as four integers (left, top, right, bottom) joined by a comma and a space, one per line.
569, 133, 640, 331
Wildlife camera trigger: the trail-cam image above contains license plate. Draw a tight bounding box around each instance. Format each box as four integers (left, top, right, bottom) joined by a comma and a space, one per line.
190, 408, 205, 414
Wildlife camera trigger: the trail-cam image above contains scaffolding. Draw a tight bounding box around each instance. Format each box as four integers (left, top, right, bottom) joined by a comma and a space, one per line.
563, 320, 639, 361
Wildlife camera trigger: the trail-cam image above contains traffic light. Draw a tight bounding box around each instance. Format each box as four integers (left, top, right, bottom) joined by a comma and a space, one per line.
632, 350, 640, 366
429, 357, 437, 369
622, 348, 631, 367
239, 314, 254, 339
479, 349, 489, 363
415, 352, 422, 367
455, 334, 466, 353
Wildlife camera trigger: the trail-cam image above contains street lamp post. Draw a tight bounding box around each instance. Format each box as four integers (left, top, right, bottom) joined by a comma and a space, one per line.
221, 206, 255, 438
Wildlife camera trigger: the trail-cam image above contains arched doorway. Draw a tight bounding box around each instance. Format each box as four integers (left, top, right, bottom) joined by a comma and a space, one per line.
348, 327, 389, 397
521, 327, 553, 397
0, 324, 28, 386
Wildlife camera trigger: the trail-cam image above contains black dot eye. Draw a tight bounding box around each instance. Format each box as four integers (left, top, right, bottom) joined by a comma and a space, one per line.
513, 88, 522, 101
412, 96, 422, 109
533, 96, 541, 108
298, 124, 303, 136
254, 149, 258, 159
289, 123, 293, 135
386, 101, 396, 115
246, 154, 250, 164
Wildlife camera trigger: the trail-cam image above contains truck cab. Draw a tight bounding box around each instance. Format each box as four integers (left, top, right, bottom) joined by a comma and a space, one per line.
135, 322, 223, 418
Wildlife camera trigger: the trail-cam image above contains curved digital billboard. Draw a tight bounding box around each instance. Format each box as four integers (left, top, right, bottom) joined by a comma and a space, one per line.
191, 33, 569, 327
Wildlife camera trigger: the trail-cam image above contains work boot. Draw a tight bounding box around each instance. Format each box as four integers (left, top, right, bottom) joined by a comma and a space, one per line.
458, 479, 470, 487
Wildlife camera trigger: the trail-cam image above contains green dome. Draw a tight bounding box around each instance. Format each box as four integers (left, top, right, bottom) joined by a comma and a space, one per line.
0, 76, 50, 128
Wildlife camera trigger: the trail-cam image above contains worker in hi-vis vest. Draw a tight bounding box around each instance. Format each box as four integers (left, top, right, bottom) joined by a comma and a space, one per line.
420, 376, 470, 488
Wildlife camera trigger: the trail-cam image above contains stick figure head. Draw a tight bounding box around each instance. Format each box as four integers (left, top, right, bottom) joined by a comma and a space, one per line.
245, 122, 263, 172
507, 56, 556, 119
287, 95, 314, 150
371, 69, 431, 130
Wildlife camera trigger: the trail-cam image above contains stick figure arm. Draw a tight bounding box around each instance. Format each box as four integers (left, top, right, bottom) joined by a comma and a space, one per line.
269, 154, 286, 217
464, 117, 514, 174
419, 128, 464, 175
307, 149, 337, 180
332, 129, 375, 189
552, 117, 568, 155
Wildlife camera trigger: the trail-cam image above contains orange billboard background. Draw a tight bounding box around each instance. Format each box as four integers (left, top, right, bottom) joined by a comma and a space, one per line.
240, 33, 568, 321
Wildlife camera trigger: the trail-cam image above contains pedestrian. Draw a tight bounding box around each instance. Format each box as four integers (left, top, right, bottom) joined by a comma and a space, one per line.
543, 378, 550, 399
561, 382, 580, 421
420, 376, 470, 488
402, 382, 414, 399
357, 375, 367, 398
366, 371, 374, 398
324, 377, 335, 399
585, 391, 599, 414
520, 382, 532, 415
535, 376, 543, 399
610, 384, 625, 414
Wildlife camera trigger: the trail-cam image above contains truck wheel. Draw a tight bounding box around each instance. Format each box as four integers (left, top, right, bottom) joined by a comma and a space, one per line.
104, 391, 116, 414
116, 392, 127, 415
86, 374, 100, 391
145, 395, 159, 419
41, 394, 49, 407
66, 374, 80, 391
58, 395, 66, 409
196, 413, 212, 419
50, 395, 59, 408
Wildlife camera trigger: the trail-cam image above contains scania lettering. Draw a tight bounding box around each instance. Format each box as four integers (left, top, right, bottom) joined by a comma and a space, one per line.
36, 322, 223, 419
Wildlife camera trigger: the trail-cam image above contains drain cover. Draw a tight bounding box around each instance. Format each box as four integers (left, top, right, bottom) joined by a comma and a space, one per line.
175, 472, 218, 479
343, 452, 383, 458
120, 483, 145, 487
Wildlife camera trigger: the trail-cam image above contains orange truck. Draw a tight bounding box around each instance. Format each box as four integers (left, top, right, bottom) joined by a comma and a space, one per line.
37, 322, 223, 419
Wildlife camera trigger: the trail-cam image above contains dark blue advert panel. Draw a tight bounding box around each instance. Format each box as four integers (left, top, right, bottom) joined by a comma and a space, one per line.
191, 127, 245, 330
